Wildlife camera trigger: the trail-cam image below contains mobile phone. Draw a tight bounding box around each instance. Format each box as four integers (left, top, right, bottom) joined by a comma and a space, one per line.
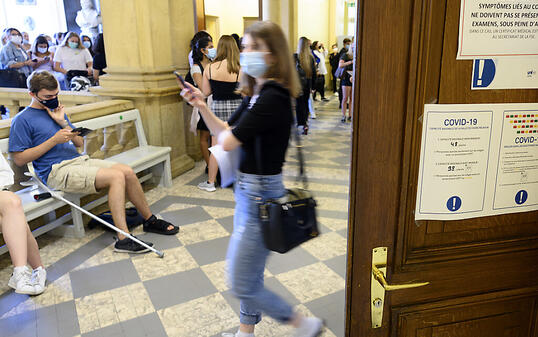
44, 56, 50, 61
173, 71, 186, 88
71, 127, 92, 137
32, 59, 37, 62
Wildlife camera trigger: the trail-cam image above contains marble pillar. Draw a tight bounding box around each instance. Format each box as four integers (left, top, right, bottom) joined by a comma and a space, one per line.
91, 0, 197, 177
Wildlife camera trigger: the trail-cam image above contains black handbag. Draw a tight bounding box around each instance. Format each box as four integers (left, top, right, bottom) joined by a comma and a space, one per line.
257, 119, 320, 254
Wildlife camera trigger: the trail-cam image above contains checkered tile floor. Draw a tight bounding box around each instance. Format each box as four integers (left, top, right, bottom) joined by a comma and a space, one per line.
0, 95, 351, 337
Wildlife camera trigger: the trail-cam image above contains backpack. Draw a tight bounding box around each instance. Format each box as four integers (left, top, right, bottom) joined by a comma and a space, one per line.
88, 207, 145, 231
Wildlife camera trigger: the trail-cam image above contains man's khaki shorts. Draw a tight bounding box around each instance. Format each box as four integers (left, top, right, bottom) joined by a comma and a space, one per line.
47, 155, 116, 194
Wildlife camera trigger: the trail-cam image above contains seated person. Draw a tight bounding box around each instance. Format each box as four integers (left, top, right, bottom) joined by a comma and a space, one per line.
0, 152, 46, 296
0, 28, 35, 83
53, 32, 92, 84
9, 71, 179, 254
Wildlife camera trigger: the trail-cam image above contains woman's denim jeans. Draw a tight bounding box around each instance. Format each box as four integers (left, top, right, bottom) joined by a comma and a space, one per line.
226, 172, 293, 325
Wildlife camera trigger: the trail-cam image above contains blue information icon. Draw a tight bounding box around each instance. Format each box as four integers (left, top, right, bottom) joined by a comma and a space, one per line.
447, 196, 462, 212
515, 190, 528, 205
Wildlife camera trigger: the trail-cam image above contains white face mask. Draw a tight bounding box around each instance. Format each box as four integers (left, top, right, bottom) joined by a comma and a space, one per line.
10, 35, 22, 45
37, 47, 48, 54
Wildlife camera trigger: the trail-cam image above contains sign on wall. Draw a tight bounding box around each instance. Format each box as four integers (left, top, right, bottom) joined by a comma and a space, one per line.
415, 103, 538, 220
471, 58, 538, 89
457, 0, 538, 59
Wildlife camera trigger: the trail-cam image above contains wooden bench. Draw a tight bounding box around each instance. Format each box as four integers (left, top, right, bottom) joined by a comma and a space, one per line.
0, 108, 172, 255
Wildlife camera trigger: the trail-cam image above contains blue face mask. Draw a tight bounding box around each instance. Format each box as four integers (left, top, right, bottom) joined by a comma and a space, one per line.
82, 41, 91, 49
207, 48, 217, 60
240, 52, 268, 78
68, 41, 78, 49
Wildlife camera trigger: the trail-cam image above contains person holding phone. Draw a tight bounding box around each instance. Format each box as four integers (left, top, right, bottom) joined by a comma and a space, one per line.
0, 28, 35, 86
9, 71, 179, 254
179, 21, 324, 337
29, 35, 55, 72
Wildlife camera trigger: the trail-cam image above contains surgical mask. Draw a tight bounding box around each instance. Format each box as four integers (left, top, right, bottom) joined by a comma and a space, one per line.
345, 44, 350, 50
333, 47, 338, 53
23, 39, 29, 45
10, 35, 22, 45
207, 48, 217, 60
68, 41, 78, 49
82, 41, 91, 49
37, 47, 48, 54
240, 52, 268, 78
38, 97, 59, 110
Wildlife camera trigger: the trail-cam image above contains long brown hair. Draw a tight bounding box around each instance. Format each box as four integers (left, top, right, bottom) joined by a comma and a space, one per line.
214, 35, 240, 74
297, 36, 313, 78
238, 21, 301, 98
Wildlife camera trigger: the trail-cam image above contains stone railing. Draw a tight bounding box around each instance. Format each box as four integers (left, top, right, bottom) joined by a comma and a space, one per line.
0, 88, 103, 118
0, 99, 138, 158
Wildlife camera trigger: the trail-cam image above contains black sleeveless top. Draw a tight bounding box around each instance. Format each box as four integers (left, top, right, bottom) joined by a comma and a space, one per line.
208, 64, 241, 100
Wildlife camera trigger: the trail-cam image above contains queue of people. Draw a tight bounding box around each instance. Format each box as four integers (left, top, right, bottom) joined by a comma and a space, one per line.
0, 28, 107, 91
0, 20, 355, 337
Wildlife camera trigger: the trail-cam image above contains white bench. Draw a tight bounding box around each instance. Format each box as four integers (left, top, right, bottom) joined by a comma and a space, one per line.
0, 109, 172, 255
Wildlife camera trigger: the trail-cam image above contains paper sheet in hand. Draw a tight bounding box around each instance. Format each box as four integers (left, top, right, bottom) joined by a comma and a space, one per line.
209, 145, 240, 187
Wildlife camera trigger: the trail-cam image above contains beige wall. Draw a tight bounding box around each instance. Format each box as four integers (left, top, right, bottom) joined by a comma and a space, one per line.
204, 0, 259, 39
298, 0, 330, 49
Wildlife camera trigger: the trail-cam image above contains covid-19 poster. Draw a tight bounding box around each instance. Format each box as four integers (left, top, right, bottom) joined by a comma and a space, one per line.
415, 103, 538, 220
457, 0, 538, 59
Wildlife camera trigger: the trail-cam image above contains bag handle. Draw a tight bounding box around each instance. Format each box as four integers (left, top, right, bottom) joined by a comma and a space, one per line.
254, 98, 308, 190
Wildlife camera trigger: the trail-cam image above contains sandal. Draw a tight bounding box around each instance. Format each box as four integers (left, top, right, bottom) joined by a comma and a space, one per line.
143, 215, 179, 235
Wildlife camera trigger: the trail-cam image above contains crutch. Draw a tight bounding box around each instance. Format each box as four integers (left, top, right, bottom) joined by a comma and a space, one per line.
22, 172, 165, 258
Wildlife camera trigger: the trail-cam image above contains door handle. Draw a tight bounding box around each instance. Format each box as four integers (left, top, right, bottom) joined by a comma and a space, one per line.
372, 264, 429, 291
371, 247, 429, 328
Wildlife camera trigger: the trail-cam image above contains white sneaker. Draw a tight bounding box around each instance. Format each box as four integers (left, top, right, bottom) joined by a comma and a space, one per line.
294, 317, 324, 337
32, 266, 47, 290
310, 113, 317, 119
8, 266, 42, 295
198, 181, 216, 192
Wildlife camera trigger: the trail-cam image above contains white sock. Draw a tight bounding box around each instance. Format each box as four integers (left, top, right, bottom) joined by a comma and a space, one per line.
13, 266, 27, 275
236, 331, 254, 337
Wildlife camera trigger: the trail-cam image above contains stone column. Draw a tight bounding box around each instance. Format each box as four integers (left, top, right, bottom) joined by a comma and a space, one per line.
261, 0, 298, 52
91, 0, 196, 177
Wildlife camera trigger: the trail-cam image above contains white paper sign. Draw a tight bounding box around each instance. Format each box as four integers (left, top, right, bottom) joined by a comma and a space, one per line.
416, 103, 538, 220
208, 145, 240, 187
471, 58, 538, 89
457, 0, 538, 59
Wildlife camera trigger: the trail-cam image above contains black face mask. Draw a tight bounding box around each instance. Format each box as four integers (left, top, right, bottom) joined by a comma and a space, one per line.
38, 97, 59, 110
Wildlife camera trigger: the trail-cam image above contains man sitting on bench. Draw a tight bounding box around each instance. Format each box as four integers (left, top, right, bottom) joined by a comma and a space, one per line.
8, 70, 179, 254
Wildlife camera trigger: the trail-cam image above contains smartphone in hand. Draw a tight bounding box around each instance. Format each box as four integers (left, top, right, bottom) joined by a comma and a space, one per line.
173, 71, 186, 88
71, 127, 92, 137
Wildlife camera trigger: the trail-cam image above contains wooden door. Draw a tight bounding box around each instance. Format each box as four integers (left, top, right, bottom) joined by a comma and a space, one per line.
346, 0, 538, 336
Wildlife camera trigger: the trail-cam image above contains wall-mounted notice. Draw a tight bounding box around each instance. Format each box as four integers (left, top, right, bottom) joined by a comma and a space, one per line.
416, 103, 538, 220
471, 58, 538, 89
457, 0, 538, 59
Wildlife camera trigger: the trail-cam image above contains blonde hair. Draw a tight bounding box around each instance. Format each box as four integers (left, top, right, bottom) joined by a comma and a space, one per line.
61, 32, 83, 49
27, 71, 59, 93
297, 37, 313, 78
214, 35, 240, 74
238, 21, 301, 98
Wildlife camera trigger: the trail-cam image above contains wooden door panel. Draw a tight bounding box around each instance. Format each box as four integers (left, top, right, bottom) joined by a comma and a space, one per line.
398, 0, 538, 268
396, 292, 537, 337
348, 0, 538, 335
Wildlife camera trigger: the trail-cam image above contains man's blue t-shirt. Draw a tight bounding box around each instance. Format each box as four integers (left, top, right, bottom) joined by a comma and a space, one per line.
9, 107, 80, 183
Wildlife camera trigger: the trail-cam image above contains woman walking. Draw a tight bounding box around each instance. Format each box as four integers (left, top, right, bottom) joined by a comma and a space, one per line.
180, 21, 323, 337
